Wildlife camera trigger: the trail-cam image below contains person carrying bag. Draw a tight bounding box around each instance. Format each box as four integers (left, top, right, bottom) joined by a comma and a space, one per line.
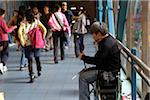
53, 13, 68, 43
28, 27, 46, 49
48, 5, 70, 64
18, 10, 47, 83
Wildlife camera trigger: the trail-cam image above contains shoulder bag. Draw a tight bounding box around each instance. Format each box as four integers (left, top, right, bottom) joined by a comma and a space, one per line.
53, 13, 67, 42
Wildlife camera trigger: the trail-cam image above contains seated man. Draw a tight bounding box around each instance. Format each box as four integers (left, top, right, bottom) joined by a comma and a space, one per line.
79, 22, 121, 100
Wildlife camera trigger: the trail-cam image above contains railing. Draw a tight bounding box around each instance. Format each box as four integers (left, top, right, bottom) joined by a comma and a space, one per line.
117, 40, 150, 100
93, 35, 150, 100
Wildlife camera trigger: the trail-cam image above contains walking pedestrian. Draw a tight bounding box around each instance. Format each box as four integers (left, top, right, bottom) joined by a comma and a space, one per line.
48, 4, 70, 64
72, 8, 87, 57
62, 2, 74, 47
0, 8, 17, 74
18, 10, 47, 83
40, 5, 53, 51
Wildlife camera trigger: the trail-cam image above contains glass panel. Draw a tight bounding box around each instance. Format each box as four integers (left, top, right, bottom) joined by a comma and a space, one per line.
136, 72, 142, 94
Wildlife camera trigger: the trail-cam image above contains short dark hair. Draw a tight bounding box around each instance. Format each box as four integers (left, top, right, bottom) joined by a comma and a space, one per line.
90, 22, 108, 36
25, 9, 34, 23
54, 4, 61, 12
0, 8, 5, 16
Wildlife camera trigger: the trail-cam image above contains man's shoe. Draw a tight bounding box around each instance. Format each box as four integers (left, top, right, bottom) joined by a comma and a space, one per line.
38, 71, 41, 76
28, 75, 35, 83
61, 57, 64, 60
0, 69, 3, 74
54, 61, 58, 64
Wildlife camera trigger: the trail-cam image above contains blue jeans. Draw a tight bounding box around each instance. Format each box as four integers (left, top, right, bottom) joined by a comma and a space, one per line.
74, 33, 84, 57
24, 46, 41, 59
24, 46, 41, 76
20, 47, 27, 67
79, 68, 98, 100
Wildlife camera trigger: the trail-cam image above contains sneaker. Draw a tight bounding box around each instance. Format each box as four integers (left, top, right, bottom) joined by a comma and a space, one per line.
61, 57, 64, 60
37, 71, 41, 76
64, 46, 69, 49
3, 65, 8, 72
54, 61, 58, 64
20, 65, 28, 71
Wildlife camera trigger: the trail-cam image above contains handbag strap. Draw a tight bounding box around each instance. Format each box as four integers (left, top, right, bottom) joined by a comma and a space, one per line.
53, 13, 64, 30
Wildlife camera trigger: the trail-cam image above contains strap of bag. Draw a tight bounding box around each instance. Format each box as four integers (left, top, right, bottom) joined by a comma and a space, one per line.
54, 13, 67, 42
53, 13, 64, 30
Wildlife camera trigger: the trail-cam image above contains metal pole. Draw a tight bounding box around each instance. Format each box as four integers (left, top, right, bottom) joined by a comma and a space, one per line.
131, 48, 137, 100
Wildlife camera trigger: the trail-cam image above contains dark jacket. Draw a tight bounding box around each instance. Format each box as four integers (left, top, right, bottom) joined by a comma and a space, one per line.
63, 10, 73, 25
82, 35, 121, 72
40, 13, 51, 29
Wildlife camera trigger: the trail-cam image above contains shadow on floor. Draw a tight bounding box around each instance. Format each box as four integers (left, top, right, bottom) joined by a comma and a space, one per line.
0, 77, 30, 84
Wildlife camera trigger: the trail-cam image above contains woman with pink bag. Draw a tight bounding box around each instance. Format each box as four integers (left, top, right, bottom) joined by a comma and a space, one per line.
18, 9, 47, 83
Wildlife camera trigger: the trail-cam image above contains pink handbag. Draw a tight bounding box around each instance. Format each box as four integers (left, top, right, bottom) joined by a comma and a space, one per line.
29, 28, 46, 48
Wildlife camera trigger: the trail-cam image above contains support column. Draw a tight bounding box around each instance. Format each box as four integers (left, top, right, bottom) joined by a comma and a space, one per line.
126, 1, 134, 50
126, 1, 134, 79
141, 1, 150, 97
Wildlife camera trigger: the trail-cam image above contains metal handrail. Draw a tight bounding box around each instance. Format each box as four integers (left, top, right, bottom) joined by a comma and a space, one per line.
117, 40, 150, 86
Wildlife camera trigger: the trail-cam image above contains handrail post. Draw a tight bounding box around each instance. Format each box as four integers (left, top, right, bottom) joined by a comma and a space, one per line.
131, 48, 137, 100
